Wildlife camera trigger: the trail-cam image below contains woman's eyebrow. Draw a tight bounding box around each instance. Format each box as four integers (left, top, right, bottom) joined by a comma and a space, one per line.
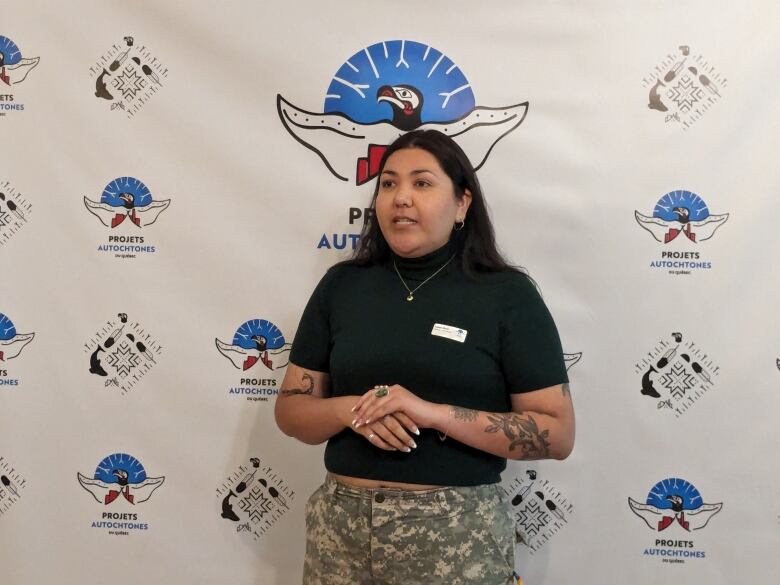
380, 169, 438, 177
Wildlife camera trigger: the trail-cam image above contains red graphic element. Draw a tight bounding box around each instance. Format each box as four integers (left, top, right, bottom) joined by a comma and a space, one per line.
243, 352, 272, 370
110, 210, 140, 228
664, 225, 695, 243
657, 513, 689, 531
105, 486, 134, 505
0, 351, 4, 361
0, 68, 9, 85
356, 144, 387, 186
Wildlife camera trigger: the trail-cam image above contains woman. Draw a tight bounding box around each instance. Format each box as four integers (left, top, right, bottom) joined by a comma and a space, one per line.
275, 130, 574, 585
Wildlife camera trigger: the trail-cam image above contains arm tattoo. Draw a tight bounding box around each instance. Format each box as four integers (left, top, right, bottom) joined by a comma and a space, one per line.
450, 405, 478, 422
484, 413, 551, 458
561, 383, 571, 397
280, 372, 314, 396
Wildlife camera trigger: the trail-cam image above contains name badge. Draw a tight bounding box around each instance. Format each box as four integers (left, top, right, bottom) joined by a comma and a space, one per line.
431, 323, 467, 343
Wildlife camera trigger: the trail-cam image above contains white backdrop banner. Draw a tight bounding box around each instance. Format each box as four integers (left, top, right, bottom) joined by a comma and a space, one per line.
1, 1, 778, 584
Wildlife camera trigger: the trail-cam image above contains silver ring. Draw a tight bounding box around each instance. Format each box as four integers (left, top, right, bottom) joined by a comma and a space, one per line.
367, 433, 375, 440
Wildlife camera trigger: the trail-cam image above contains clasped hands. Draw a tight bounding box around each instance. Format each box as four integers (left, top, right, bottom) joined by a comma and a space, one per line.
347, 384, 439, 452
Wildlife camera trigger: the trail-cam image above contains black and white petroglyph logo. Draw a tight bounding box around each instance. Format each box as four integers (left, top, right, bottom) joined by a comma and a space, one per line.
217, 457, 295, 541
84, 313, 162, 396
503, 469, 573, 554
643, 45, 726, 130
635, 332, 719, 418
0, 456, 26, 519
0, 181, 31, 247
90, 36, 167, 119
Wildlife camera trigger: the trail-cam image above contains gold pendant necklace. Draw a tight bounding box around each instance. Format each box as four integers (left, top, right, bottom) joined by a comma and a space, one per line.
393, 254, 456, 302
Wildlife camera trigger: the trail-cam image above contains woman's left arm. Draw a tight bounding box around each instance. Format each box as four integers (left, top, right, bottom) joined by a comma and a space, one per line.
352, 383, 575, 460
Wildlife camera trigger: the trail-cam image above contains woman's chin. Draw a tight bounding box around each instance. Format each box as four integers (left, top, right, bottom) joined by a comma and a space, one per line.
388, 239, 426, 258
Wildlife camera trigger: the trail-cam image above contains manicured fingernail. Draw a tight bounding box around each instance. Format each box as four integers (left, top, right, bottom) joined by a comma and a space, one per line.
404, 447, 411, 453
365, 419, 371, 424
351, 419, 358, 427
413, 428, 420, 435
351, 406, 356, 412
410, 441, 417, 449
354, 421, 362, 428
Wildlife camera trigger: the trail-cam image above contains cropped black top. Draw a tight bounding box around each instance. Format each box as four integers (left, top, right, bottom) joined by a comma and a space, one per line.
289, 243, 568, 486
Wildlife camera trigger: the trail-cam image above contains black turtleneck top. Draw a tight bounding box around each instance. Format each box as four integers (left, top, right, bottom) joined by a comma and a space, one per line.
289, 243, 568, 486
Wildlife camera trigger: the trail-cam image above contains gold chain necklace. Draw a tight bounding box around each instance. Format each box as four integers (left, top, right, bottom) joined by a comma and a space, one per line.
392, 254, 456, 302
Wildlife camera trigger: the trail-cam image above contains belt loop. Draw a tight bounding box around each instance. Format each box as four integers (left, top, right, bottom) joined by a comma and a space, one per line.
324, 473, 338, 495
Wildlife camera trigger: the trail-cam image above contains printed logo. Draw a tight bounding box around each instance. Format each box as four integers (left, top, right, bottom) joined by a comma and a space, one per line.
635, 189, 729, 275
644, 45, 726, 130
503, 469, 573, 554
629, 477, 722, 563
0, 181, 31, 246
635, 332, 719, 417
77, 452, 164, 535
217, 457, 294, 541
0, 312, 34, 388
84, 176, 170, 258
90, 36, 167, 118
277, 39, 527, 251
84, 313, 162, 396
0, 456, 26, 518
0, 35, 39, 118
215, 318, 291, 402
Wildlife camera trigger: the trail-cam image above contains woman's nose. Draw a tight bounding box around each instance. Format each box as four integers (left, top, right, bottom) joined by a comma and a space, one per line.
393, 183, 412, 207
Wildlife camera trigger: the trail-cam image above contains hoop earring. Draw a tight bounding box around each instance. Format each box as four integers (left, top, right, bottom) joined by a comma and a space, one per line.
453, 219, 465, 231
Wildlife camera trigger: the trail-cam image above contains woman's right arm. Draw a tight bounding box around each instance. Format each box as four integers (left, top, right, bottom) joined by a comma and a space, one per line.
274, 361, 356, 445
275, 361, 420, 451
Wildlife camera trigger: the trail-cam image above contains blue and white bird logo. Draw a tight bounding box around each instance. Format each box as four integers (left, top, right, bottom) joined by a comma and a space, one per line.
0, 36, 39, 86
84, 177, 170, 229
278, 39, 528, 185
628, 477, 722, 532
0, 313, 34, 362
635, 190, 729, 244
77, 452, 164, 506
215, 319, 291, 372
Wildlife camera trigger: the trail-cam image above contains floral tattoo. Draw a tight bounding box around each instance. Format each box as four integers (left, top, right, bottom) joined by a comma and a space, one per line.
483, 413, 551, 458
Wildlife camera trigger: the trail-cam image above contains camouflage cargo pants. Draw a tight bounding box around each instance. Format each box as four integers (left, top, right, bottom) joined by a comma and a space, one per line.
303, 474, 516, 585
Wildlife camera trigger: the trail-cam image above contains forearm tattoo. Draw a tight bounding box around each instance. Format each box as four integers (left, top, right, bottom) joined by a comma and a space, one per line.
450, 405, 478, 422
561, 383, 571, 397
484, 413, 551, 458
280, 372, 314, 396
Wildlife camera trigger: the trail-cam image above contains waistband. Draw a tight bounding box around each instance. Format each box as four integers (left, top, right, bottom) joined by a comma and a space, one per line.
324, 473, 503, 505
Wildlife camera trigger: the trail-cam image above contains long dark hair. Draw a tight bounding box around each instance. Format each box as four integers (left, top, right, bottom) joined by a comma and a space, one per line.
342, 129, 520, 277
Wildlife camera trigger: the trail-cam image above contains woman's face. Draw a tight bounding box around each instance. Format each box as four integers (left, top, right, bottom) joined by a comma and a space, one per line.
375, 148, 471, 258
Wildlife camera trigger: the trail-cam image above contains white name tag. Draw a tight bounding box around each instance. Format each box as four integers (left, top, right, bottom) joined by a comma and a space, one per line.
431, 323, 467, 343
